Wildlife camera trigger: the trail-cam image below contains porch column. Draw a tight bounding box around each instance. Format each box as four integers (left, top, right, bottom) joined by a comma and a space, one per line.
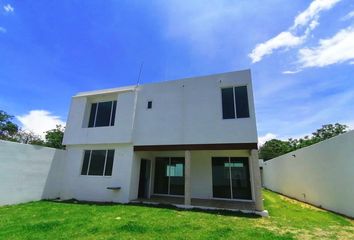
250, 149, 264, 211
184, 150, 191, 206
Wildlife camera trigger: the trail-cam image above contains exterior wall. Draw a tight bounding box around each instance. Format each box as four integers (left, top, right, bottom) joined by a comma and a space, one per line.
60, 144, 135, 203
263, 131, 354, 218
0, 140, 66, 206
133, 70, 257, 145
63, 70, 258, 147
131, 150, 254, 201
63, 91, 136, 145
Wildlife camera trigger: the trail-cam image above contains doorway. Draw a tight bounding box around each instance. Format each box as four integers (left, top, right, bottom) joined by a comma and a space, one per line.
138, 159, 151, 198
211, 157, 252, 200
154, 157, 185, 196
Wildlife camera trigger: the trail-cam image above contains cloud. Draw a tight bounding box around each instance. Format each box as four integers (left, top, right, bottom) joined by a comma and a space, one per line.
249, 32, 305, 63
249, 0, 341, 63
258, 133, 277, 146
0, 26, 6, 33
282, 70, 301, 74
341, 10, 354, 21
17, 110, 65, 138
291, 0, 340, 28
3, 4, 14, 13
297, 26, 354, 68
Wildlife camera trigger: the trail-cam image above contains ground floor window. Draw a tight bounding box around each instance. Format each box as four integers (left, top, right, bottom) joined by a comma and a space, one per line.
81, 150, 115, 176
212, 157, 251, 200
154, 157, 185, 195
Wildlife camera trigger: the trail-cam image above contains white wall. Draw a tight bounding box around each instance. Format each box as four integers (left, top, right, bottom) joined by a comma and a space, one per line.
63, 70, 258, 147
63, 91, 136, 145
0, 140, 66, 206
133, 70, 258, 145
60, 144, 135, 203
263, 131, 354, 218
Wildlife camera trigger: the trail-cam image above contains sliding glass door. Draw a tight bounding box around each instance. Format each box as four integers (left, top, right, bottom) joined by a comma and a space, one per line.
212, 157, 251, 200
154, 157, 185, 196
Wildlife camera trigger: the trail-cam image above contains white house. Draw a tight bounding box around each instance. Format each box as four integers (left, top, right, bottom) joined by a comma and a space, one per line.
61, 69, 265, 214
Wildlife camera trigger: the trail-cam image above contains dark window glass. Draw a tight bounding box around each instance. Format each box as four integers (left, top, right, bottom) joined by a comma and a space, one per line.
88, 103, 97, 128
81, 150, 91, 175
234, 86, 250, 118
221, 88, 235, 119
95, 101, 112, 127
110, 101, 117, 126
230, 157, 251, 199
104, 150, 115, 176
147, 101, 152, 109
169, 157, 185, 195
88, 150, 106, 175
154, 157, 169, 194
212, 157, 231, 198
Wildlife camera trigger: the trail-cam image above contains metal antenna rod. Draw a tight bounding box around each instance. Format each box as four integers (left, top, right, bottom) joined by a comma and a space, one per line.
136, 62, 144, 86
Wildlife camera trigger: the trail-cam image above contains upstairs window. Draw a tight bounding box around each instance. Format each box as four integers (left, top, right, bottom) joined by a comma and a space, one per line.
81, 149, 115, 176
88, 101, 117, 127
221, 86, 250, 119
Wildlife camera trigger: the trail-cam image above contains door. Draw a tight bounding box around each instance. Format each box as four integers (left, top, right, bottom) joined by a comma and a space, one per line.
154, 157, 185, 195
212, 157, 252, 200
138, 159, 151, 198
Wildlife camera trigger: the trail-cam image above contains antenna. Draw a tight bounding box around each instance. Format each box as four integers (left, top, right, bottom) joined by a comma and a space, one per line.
136, 62, 144, 86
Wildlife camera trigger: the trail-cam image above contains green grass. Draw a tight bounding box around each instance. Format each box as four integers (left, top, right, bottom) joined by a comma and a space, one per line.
0, 190, 353, 239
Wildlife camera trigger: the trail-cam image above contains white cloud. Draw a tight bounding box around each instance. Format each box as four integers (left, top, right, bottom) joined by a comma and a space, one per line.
17, 110, 65, 138
0, 26, 6, 33
249, 0, 341, 63
291, 0, 340, 28
3, 4, 14, 12
298, 26, 354, 68
258, 133, 277, 146
341, 10, 354, 21
249, 32, 305, 63
282, 70, 301, 74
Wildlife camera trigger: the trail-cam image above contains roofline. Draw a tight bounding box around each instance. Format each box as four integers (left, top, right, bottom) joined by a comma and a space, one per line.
72, 69, 251, 98
73, 85, 136, 98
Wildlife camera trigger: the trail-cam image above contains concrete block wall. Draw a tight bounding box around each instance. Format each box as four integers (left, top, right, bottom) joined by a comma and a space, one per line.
0, 140, 66, 206
262, 130, 354, 218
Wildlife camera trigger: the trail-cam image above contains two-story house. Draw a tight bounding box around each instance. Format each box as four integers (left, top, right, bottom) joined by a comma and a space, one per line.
61, 69, 265, 215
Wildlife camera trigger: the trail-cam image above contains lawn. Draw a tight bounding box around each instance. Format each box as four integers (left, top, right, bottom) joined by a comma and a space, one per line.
0, 190, 353, 240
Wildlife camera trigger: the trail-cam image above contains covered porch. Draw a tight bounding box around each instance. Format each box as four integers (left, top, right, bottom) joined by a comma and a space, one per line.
132, 143, 264, 214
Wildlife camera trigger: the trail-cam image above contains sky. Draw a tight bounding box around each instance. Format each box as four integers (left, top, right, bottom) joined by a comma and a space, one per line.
0, 0, 353, 143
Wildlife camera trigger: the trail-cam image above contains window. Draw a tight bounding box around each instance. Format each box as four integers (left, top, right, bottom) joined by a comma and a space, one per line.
234, 86, 250, 118
154, 157, 185, 195
147, 101, 152, 109
221, 86, 250, 119
212, 157, 251, 200
88, 101, 117, 127
81, 150, 115, 176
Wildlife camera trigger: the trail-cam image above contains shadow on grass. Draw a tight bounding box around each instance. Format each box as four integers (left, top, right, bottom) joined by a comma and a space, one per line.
44, 199, 260, 219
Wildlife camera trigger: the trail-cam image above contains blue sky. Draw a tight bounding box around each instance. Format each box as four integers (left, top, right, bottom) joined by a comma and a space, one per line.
0, 0, 353, 142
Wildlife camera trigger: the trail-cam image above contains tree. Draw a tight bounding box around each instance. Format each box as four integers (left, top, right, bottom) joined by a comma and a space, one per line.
0, 110, 19, 141
45, 125, 65, 149
15, 129, 45, 146
259, 139, 291, 160
259, 123, 348, 161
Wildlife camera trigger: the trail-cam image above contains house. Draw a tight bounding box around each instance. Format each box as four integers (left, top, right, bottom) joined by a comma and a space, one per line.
61, 69, 266, 215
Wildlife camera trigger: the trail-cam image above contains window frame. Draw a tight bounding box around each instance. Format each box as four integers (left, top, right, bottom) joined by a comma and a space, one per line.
88, 100, 117, 128
80, 149, 115, 177
220, 85, 250, 119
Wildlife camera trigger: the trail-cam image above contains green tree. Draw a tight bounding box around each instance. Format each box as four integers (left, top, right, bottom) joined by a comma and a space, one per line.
15, 130, 45, 146
0, 110, 19, 141
45, 125, 65, 149
259, 139, 291, 160
259, 123, 348, 161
